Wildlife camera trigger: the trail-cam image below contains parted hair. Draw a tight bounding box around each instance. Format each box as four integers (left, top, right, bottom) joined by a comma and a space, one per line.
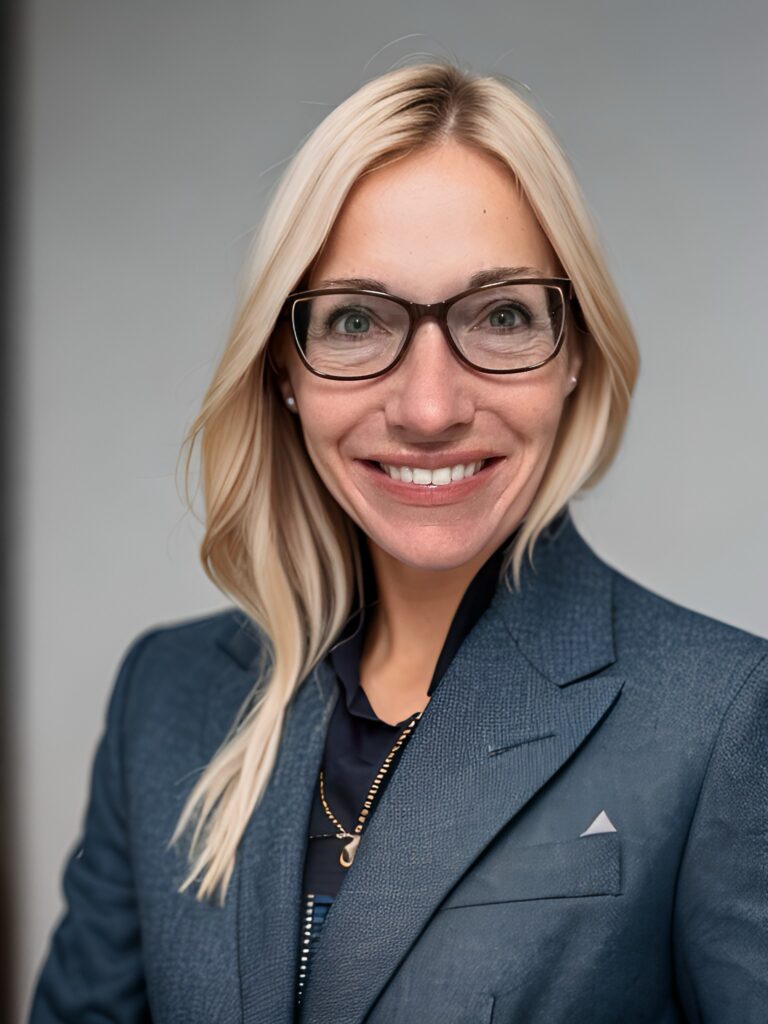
169, 58, 639, 905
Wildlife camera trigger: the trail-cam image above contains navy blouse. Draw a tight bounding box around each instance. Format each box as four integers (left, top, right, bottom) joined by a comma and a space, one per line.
295, 526, 516, 1011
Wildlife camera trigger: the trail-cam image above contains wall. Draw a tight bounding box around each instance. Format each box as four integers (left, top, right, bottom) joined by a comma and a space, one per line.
18, 0, 767, 1016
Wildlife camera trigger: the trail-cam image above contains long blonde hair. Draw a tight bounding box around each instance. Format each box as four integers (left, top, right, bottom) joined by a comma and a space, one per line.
168, 59, 639, 905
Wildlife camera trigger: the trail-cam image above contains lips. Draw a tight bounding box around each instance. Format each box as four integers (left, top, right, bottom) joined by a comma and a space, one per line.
377, 459, 486, 485
364, 450, 498, 471
357, 456, 503, 506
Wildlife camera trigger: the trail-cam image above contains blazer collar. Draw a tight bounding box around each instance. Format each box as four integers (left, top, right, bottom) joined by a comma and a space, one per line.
211, 510, 622, 1024
330, 516, 519, 721
494, 507, 615, 686
217, 506, 615, 689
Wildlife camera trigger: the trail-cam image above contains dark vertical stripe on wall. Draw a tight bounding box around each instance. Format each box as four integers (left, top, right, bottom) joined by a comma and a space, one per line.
1, 0, 20, 1017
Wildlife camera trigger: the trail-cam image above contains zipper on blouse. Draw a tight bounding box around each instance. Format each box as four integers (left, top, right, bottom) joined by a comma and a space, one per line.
295, 892, 316, 1009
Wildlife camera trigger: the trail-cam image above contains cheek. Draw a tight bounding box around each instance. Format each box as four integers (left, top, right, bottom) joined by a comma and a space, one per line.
297, 412, 369, 529
292, 393, 353, 483
296, 410, 334, 464
498, 379, 567, 445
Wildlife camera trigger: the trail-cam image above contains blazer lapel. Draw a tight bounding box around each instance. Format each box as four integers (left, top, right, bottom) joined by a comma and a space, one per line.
299, 514, 625, 1024
210, 618, 340, 1024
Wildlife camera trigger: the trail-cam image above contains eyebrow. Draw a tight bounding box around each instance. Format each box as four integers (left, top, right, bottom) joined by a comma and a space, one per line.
313, 266, 547, 292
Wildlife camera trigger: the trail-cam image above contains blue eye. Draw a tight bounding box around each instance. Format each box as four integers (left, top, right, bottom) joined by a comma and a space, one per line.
326, 306, 373, 335
323, 303, 376, 335
488, 304, 528, 329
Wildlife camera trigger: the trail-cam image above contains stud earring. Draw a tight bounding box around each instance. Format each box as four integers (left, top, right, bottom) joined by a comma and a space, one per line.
569, 376, 578, 391
285, 395, 296, 409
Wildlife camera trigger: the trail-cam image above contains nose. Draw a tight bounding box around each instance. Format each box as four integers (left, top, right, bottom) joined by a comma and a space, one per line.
384, 318, 476, 437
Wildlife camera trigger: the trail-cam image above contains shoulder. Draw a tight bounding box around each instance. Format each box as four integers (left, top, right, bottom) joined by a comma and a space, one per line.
118, 605, 253, 677
596, 547, 767, 715
111, 606, 264, 742
609, 561, 766, 659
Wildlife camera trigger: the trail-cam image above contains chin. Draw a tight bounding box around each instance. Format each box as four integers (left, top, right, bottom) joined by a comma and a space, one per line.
362, 521, 508, 572
326, 460, 535, 568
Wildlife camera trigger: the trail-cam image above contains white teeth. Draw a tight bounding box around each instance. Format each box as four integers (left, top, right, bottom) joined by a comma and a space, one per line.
377, 460, 487, 486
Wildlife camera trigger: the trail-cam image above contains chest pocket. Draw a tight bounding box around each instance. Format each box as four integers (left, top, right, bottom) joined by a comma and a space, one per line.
439, 831, 621, 909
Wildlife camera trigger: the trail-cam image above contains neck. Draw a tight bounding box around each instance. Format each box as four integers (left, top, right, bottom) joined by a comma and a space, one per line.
357, 536, 503, 720
366, 542, 491, 650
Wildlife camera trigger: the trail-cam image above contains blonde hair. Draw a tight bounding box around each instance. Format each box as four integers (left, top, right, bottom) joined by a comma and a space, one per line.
168, 58, 639, 905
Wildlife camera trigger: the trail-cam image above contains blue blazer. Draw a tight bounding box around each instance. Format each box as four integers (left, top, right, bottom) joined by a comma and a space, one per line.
28, 514, 768, 1023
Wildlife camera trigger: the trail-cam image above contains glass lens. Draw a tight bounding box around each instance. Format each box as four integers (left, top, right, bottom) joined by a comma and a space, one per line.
292, 293, 409, 376
447, 283, 564, 370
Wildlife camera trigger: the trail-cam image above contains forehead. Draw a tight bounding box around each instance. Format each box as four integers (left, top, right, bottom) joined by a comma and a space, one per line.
309, 141, 559, 298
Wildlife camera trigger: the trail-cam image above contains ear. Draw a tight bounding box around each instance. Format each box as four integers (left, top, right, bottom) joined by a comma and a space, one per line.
567, 332, 584, 383
564, 308, 584, 394
267, 324, 297, 405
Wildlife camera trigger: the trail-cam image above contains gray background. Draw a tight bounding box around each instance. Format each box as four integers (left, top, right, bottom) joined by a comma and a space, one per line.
17, 0, 767, 1016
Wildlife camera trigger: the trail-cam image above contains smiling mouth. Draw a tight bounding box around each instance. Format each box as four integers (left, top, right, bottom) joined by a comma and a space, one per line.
364, 457, 502, 486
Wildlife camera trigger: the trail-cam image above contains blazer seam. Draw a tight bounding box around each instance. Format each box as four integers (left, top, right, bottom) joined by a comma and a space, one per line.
115, 627, 169, 835
670, 648, 768, 904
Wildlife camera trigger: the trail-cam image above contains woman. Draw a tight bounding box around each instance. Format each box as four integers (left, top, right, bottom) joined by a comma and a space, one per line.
29, 61, 767, 1023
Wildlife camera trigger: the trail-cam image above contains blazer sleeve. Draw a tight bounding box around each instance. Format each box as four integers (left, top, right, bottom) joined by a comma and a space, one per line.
27, 630, 160, 1024
673, 650, 768, 1023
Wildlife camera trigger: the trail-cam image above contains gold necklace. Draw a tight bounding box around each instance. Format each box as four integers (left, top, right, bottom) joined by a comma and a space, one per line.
317, 710, 423, 868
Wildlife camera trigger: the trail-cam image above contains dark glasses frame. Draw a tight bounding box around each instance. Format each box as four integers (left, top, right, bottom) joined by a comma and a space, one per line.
276, 277, 575, 381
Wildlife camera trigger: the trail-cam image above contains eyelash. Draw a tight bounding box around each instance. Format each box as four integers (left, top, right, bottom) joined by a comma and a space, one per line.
325, 305, 381, 333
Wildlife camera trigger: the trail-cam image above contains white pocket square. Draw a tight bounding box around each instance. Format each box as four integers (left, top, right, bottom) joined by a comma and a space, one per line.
580, 810, 617, 837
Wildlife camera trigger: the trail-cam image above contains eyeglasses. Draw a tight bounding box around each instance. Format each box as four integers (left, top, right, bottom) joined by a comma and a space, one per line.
277, 277, 573, 381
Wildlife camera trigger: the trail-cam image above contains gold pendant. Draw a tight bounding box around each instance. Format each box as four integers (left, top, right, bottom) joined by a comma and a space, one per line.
339, 834, 360, 868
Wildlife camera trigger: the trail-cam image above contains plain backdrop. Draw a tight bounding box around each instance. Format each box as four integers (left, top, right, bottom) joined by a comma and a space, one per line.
17, 0, 767, 1017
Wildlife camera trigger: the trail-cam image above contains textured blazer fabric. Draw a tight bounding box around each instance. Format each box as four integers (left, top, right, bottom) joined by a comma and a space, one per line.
28, 514, 768, 1023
